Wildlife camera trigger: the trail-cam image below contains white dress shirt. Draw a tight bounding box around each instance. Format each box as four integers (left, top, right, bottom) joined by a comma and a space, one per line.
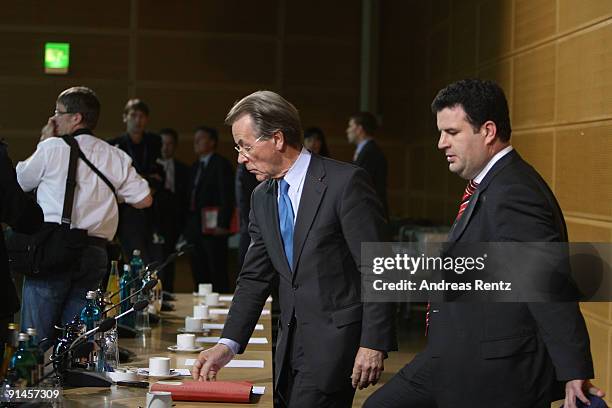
473, 145, 514, 183
16, 133, 151, 241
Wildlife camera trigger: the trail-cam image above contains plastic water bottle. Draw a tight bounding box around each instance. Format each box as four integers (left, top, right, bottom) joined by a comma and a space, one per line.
130, 249, 144, 279
8, 333, 36, 386
119, 264, 135, 328
80, 291, 101, 332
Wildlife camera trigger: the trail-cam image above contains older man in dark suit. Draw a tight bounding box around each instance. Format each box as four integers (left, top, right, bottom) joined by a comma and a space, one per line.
191, 91, 396, 407
364, 79, 602, 408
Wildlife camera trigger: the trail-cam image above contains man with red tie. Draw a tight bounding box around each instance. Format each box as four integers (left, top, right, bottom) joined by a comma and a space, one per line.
364, 79, 601, 408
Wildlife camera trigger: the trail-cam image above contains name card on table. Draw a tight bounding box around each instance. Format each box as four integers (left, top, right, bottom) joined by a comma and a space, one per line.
196, 336, 269, 344
219, 295, 273, 303
202, 323, 264, 331
209, 308, 270, 316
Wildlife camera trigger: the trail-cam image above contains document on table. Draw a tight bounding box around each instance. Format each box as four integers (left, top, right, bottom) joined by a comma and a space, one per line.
210, 308, 270, 316
184, 359, 264, 368
202, 323, 264, 331
219, 295, 273, 303
196, 336, 268, 344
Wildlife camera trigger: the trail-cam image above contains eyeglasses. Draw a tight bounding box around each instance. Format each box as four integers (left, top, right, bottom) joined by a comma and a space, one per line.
54, 109, 75, 116
234, 135, 265, 157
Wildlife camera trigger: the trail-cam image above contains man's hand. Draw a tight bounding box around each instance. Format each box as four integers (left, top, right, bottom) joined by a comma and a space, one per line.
191, 343, 234, 381
40, 117, 57, 141
564, 379, 605, 408
351, 347, 385, 389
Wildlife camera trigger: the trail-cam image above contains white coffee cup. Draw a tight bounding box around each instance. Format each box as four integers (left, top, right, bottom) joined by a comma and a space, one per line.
146, 390, 172, 408
193, 304, 209, 319
148, 357, 171, 377
198, 283, 213, 295
177, 333, 196, 349
205, 292, 219, 306
185, 316, 203, 332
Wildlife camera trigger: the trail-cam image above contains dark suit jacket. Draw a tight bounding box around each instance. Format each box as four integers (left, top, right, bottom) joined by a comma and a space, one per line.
426, 150, 593, 407
221, 154, 396, 393
0, 144, 43, 317
354, 139, 388, 217
184, 153, 234, 241
235, 163, 259, 266
157, 158, 191, 246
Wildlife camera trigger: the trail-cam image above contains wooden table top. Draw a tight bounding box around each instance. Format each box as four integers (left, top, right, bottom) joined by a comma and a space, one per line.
62, 293, 274, 407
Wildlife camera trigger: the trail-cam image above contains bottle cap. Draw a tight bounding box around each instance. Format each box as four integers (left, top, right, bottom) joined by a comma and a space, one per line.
111, 260, 118, 267
18, 333, 29, 342
86, 290, 97, 299
132, 249, 141, 256
8, 323, 17, 330
26, 328, 37, 336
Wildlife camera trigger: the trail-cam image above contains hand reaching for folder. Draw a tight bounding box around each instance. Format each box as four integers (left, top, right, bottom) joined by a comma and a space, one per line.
191, 343, 234, 381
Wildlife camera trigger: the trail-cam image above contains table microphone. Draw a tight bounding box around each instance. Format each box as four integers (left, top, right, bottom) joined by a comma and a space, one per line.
102, 279, 157, 316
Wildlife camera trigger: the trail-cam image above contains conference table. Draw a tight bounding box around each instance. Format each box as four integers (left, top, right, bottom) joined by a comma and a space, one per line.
62, 293, 274, 407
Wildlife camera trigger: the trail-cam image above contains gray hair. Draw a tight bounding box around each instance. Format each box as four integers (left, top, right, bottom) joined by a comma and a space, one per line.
225, 90, 302, 147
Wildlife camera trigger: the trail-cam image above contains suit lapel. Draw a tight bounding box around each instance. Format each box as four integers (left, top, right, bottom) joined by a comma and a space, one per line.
292, 156, 326, 275
447, 150, 518, 242
448, 189, 480, 242
263, 180, 293, 278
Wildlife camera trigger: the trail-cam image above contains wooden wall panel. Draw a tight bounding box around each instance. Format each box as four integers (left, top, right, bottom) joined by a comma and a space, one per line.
478, 0, 513, 63
449, 1, 477, 74
557, 23, 612, 123
0, 1, 130, 28
0, 32, 129, 79
559, 0, 612, 32
567, 221, 612, 243
137, 36, 276, 84
556, 124, 612, 218
513, 44, 556, 127
285, 0, 360, 40
514, 0, 556, 49
283, 40, 360, 88
511, 131, 554, 186
429, 25, 450, 81
138, 0, 278, 34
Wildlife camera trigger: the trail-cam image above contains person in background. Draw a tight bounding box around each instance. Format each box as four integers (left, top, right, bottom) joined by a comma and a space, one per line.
156, 128, 190, 292
303, 126, 330, 157
346, 112, 388, 217
183, 126, 234, 293
17, 87, 151, 341
108, 99, 164, 265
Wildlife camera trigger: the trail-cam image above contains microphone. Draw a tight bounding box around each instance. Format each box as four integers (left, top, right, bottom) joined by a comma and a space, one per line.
47, 300, 149, 368
102, 279, 157, 316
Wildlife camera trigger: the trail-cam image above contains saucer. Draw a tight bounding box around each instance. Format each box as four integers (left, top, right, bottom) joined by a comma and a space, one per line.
138, 369, 182, 379
167, 345, 204, 353
177, 327, 208, 334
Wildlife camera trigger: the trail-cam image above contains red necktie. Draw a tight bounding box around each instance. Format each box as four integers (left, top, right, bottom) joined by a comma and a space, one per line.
425, 179, 479, 335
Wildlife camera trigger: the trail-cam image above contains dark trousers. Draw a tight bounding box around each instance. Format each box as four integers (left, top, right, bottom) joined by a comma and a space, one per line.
190, 235, 229, 293
277, 320, 355, 408
363, 353, 436, 408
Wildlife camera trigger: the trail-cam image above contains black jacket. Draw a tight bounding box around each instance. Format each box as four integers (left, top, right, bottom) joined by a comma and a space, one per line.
0, 143, 43, 317
426, 150, 593, 407
354, 140, 388, 217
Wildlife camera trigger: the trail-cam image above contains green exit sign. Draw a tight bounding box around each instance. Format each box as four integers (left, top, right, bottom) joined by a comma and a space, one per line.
44, 42, 70, 74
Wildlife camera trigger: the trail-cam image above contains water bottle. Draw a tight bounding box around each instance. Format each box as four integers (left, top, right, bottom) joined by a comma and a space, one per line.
130, 249, 144, 279
80, 291, 102, 332
8, 333, 36, 386
119, 264, 135, 328
25, 328, 42, 385
135, 274, 152, 333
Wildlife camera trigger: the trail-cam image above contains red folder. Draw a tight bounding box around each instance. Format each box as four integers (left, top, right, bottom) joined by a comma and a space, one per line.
151, 380, 253, 403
